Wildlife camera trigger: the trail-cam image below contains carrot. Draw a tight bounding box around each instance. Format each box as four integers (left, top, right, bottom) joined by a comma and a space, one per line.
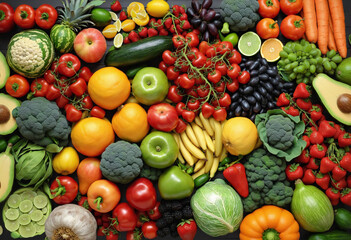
328, 0, 347, 58
315, 0, 329, 54
303, 0, 318, 43
327, 7, 337, 51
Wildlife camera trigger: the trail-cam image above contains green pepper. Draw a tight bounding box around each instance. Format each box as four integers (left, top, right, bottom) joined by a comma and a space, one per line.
194, 173, 210, 188
223, 33, 239, 47
0, 139, 7, 152
8, 135, 20, 145
158, 166, 194, 200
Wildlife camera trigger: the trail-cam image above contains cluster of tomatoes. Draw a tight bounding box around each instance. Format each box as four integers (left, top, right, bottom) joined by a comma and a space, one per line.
256, 0, 305, 41
30, 53, 106, 122
159, 33, 248, 123
0, 3, 57, 32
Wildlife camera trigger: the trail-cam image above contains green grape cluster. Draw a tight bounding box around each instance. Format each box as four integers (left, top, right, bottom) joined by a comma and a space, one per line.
278, 39, 342, 84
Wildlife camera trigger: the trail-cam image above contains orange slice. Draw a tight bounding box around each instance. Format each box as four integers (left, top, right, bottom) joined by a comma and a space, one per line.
260, 38, 283, 62
121, 19, 136, 32
102, 24, 118, 39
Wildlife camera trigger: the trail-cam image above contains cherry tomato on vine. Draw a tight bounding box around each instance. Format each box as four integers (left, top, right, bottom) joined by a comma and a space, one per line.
208, 70, 221, 84
219, 93, 231, 107
167, 85, 183, 103
193, 75, 205, 85
280, 0, 303, 15
82, 96, 93, 109
158, 61, 168, 73
238, 71, 251, 84
187, 48, 199, 61
0, 3, 14, 33
178, 74, 195, 89
166, 66, 180, 81
65, 104, 83, 122
280, 15, 305, 40
213, 108, 227, 121
185, 88, 198, 98
216, 41, 233, 54
185, 32, 199, 47
142, 221, 158, 239
228, 49, 242, 64
79, 66, 93, 82
147, 202, 161, 220
35, 4, 57, 29
112, 203, 137, 232
206, 47, 217, 58
227, 79, 239, 93
201, 102, 215, 118
258, 0, 280, 18
197, 85, 210, 98
176, 102, 186, 116
58, 53, 81, 77
14, 4, 35, 29
215, 61, 228, 76
70, 77, 87, 97
172, 34, 186, 48
199, 41, 210, 54
187, 99, 200, 111
215, 81, 225, 93
227, 64, 241, 80
182, 110, 196, 123
5, 74, 30, 98
44, 70, 56, 84
105, 230, 119, 240
46, 84, 61, 100
162, 50, 176, 65
192, 52, 207, 68
90, 106, 105, 118
30, 78, 49, 97
56, 95, 69, 109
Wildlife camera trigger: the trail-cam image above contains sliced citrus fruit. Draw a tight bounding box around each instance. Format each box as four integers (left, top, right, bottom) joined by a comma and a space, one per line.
113, 19, 122, 32
130, 9, 138, 18
260, 38, 283, 62
127, 2, 145, 17
132, 10, 150, 26
121, 19, 136, 32
113, 33, 124, 48
102, 24, 118, 39
109, 11, 118, 21
238, 31, 262, 57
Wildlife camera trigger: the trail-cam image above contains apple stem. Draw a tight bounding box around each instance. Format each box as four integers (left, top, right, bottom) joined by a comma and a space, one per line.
156, 146, 161, 152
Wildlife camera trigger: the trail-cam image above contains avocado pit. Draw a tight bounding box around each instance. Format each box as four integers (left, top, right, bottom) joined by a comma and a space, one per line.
337, 93, 351, 113
0, 104, 10, 124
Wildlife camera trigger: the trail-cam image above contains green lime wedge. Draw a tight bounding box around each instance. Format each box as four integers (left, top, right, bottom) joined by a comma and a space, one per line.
36, 217, 46, 226
238, 31, 262, 57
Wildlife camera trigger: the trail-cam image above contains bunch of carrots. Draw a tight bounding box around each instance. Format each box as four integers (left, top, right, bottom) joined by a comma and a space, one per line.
303, 0, 347, 58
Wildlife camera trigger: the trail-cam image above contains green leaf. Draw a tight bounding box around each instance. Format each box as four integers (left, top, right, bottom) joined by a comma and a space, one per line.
349, 34, 351, 45
45, 144, 63, 153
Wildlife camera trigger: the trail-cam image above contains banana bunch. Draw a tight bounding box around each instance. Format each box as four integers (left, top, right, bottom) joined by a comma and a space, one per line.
172, 113, 228, 179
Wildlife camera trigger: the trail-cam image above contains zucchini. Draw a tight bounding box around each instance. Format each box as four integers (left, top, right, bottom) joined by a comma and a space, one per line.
126, 64, 147, 79
335, 208, 351, 230
105, 36, 173, 68
308, 230, 351, 240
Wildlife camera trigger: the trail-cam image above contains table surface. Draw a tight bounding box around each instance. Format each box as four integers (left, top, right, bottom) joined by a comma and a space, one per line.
1, 0, 351, 240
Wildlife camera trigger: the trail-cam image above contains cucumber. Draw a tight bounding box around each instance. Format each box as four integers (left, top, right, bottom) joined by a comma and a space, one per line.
308, 230, 351, 240
126, 64, 147, 79
335, 208, 351, 230
105, 36, 173, 68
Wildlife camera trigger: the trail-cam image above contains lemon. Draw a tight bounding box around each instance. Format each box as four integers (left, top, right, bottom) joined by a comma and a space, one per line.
132, 9, 150, 26
113, 33, 123, 48
102, 24, 118, 39
146, 0, 170, 18
127, 2, 145, 17
260, 38, 283, 62
121, 19, 136, 32
109, 11, 118, 21
113, 19, 122, 32
238, 31, 262, 57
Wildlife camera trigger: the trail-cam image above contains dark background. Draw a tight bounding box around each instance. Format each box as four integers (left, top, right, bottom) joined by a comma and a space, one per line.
1, 0, 351, 239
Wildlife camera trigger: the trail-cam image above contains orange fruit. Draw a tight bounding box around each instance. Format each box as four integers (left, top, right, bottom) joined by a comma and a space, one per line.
71, 117, 115, 157
102, 24, 118, 39
88, 67, 130, 110
121, 19, 136, 32
260, 38, 283, 62
127, 2, 145, 16
133, 10, 150, 26
112, 103, 149, 143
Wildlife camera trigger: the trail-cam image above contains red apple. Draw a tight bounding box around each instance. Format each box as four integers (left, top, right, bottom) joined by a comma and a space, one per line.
147, 103, 179, 132
74, 28, 106, 63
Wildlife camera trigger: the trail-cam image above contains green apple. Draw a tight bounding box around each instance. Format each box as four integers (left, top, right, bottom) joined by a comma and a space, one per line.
158, 166, 194, 200
140, 131, 178, 169
132, 67, 169, 105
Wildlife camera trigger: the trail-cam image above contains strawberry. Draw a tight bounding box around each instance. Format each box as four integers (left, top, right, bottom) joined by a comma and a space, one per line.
159, 29, 169, 36
176, 24, 183, 33
148, 17, 157, 27
305, 157, 319, 170
156, 19, 164, 31
338, 133, 351, 147
164, 18, 172, 29
333, 124, 345, 139
96, 217, 103, 226
340, 188, 351, 207
138, 27, 148, 38
320, 157, 337, 174
332, 177, 347, 190
285, 163, 303, 181
319, 120, 337, 138
128, 30, 140, 42
172, 5, 180, 17
111, 0, 122, 12
101, 213, 110, 223
316, 172, 330, 190
169, 24, 176, 34
309, 104, 323, 122
283, 106, 299, 116
148, 28, 158, 37
179, 5, 186, 14
302, 135, 310, 149
295, 149, 310, 164
332, 165, 347, 181
340, 153, 351, 171
119, 10, 128, 21
181, 20, 191, 30
330, 198, 340, 206
180, 13, 188, 21
296, 98, 312, 111
293, 83, 310, 99
309, 131, 324, 144
177, 219, 197, 240
310, 144, 327, 159
302, 169, 316, 184
326, 187, 341, 201
347, 175, 351, 188
123, 36, 131, 44
276, 93, 290, 107
97, 226, 106, 236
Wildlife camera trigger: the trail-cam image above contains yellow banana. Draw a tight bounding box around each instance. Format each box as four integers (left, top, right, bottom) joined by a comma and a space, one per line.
204, 148, 214, 173
171, 133, 180, 147
195, 116, 204, 128
210, 118, 223, 157
179, 135, 195, 166
194, 159, 206, 172
203, 130, 215, 152
199, 113, 214, 136
221, 119, 227, 130
180, 132, 206, 160
192, 167, 206, 179
191, 122, 207, 151
210, 157, 219, 178
219, 147, 228, 162
185, 124, 199, 147
177, 151, 186, 164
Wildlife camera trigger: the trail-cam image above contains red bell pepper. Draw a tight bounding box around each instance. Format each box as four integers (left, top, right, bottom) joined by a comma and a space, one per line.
177, 219, 197, 240
223, 163, 249, 197
50, 176, 78, 204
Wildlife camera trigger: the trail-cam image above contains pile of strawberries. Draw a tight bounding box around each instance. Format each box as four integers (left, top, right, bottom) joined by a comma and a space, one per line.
122, 5, 192, 44
279, 83, 351, 207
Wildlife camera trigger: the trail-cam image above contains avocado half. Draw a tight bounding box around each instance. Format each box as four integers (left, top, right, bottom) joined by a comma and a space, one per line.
313, 74, 351, 126
0, 93, 21, 135
0, 51, 10, 89
0, 145, 14, 203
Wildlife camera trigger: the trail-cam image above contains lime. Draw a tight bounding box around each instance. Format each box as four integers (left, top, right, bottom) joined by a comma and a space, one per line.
19, 223, 36, 238
109, 11, 118, 21
113, 33, 124, 48
4, 219, 19, 232
0, 225, 3, 235
19, 200, 33, 213
18, 214, 31, 225
238, 31, 262, 57
5, 208, 20, 221
114, 19, 122, 32
7, 194, 21, 208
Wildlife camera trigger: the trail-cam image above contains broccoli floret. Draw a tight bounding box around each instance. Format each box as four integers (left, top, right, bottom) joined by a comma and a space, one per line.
219, 0, 260, 32
12, 97, 70, 146
242, 148, 293, 212
266, 115, 295, 151
139, 165, 163, 181
100, 141, 143, 184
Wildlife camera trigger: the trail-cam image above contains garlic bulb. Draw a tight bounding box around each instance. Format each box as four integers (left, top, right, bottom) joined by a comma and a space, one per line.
45, 204, 97, 240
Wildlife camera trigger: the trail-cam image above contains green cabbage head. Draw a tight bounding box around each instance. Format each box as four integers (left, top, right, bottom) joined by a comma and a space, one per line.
190, 179, 243, 237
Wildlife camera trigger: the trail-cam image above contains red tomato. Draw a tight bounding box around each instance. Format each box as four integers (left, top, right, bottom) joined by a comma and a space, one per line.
197, 85, 210, 98
82, 96, 93, 109
70, 77, 87, 96
58, 53, 81, 77
136, 211, 148, 227
227, 49, 242, 64
238, 71, 251, 84
175, 118, 187, 133
162, 50, 176, 65
208, 69, 222, 84
5, 74, 30, 98
112, 203, 137, 232
280, 15, 305, 40
227, 64, 241, 80
147, 201, 161, 220
30, 78, 49, 97
201, 102, 215, 118
181, 110, 196, 123
65, 104, 83, 122
187, 48, 199, 61
172, 34, 186, 48
187, 99, 200, 111
79, 66, 93, 82
35, 4, 57, 29
167, 85, 183, 103
215, 81, 225, 93
46, 84, 61, 100
0, 3, 14, 33
199, 41, 210, 54
178, 74, 195, 89
256, 18, 280, 39
50, 176, 78, 204
213, 108, 227, 121
227, 79, 239, 93
219, 93, 231, 107
258, 0, 280, 18
90, 106, 106, 118
14, 4, 35, 29
126, 178, 157, 212
105, 230, 119, 240
158, 61, 168, 73
192, 52, 206, 68
216, 41, 233, 54
44, 70, 56, 84
280, 0, 303, 15
166, 66, 180, 81
215, 61, 228, 76
176, 102, 186, 116
147, 103, 179, 132
185, 32, 199, 47
56, 95, 69, 109
127, 230, 142, 240
142, 221, 158, 239
206, 47, 217, 58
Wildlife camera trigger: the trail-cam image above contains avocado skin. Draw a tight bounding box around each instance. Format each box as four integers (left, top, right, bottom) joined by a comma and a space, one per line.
336, 57, 351, 85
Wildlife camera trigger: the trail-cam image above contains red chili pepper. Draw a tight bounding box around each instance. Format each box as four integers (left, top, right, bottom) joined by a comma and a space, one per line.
223, 163, 249, 197
315, 172, 330, 190
276, 93, 290, 107
338, 133, 351, 148
302, 169, 316, 184
319, 120, 337, 138
50, 176, 78, 204
0, 3, 15, 33
285, 163, 303, 181
293, 83, 310, 99
332, 166, 347, 181
177, 219, 197, 240
340, 188, 351, 207
305, 157, 319, 170
326, 187, 341, 201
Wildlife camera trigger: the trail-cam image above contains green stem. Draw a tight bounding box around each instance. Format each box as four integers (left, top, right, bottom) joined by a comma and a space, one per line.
0, 10, 5, 21
20, 10, 28, 19
94, 197, 103, 210
262, 229, 280, 240
41, 12, 49, 20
